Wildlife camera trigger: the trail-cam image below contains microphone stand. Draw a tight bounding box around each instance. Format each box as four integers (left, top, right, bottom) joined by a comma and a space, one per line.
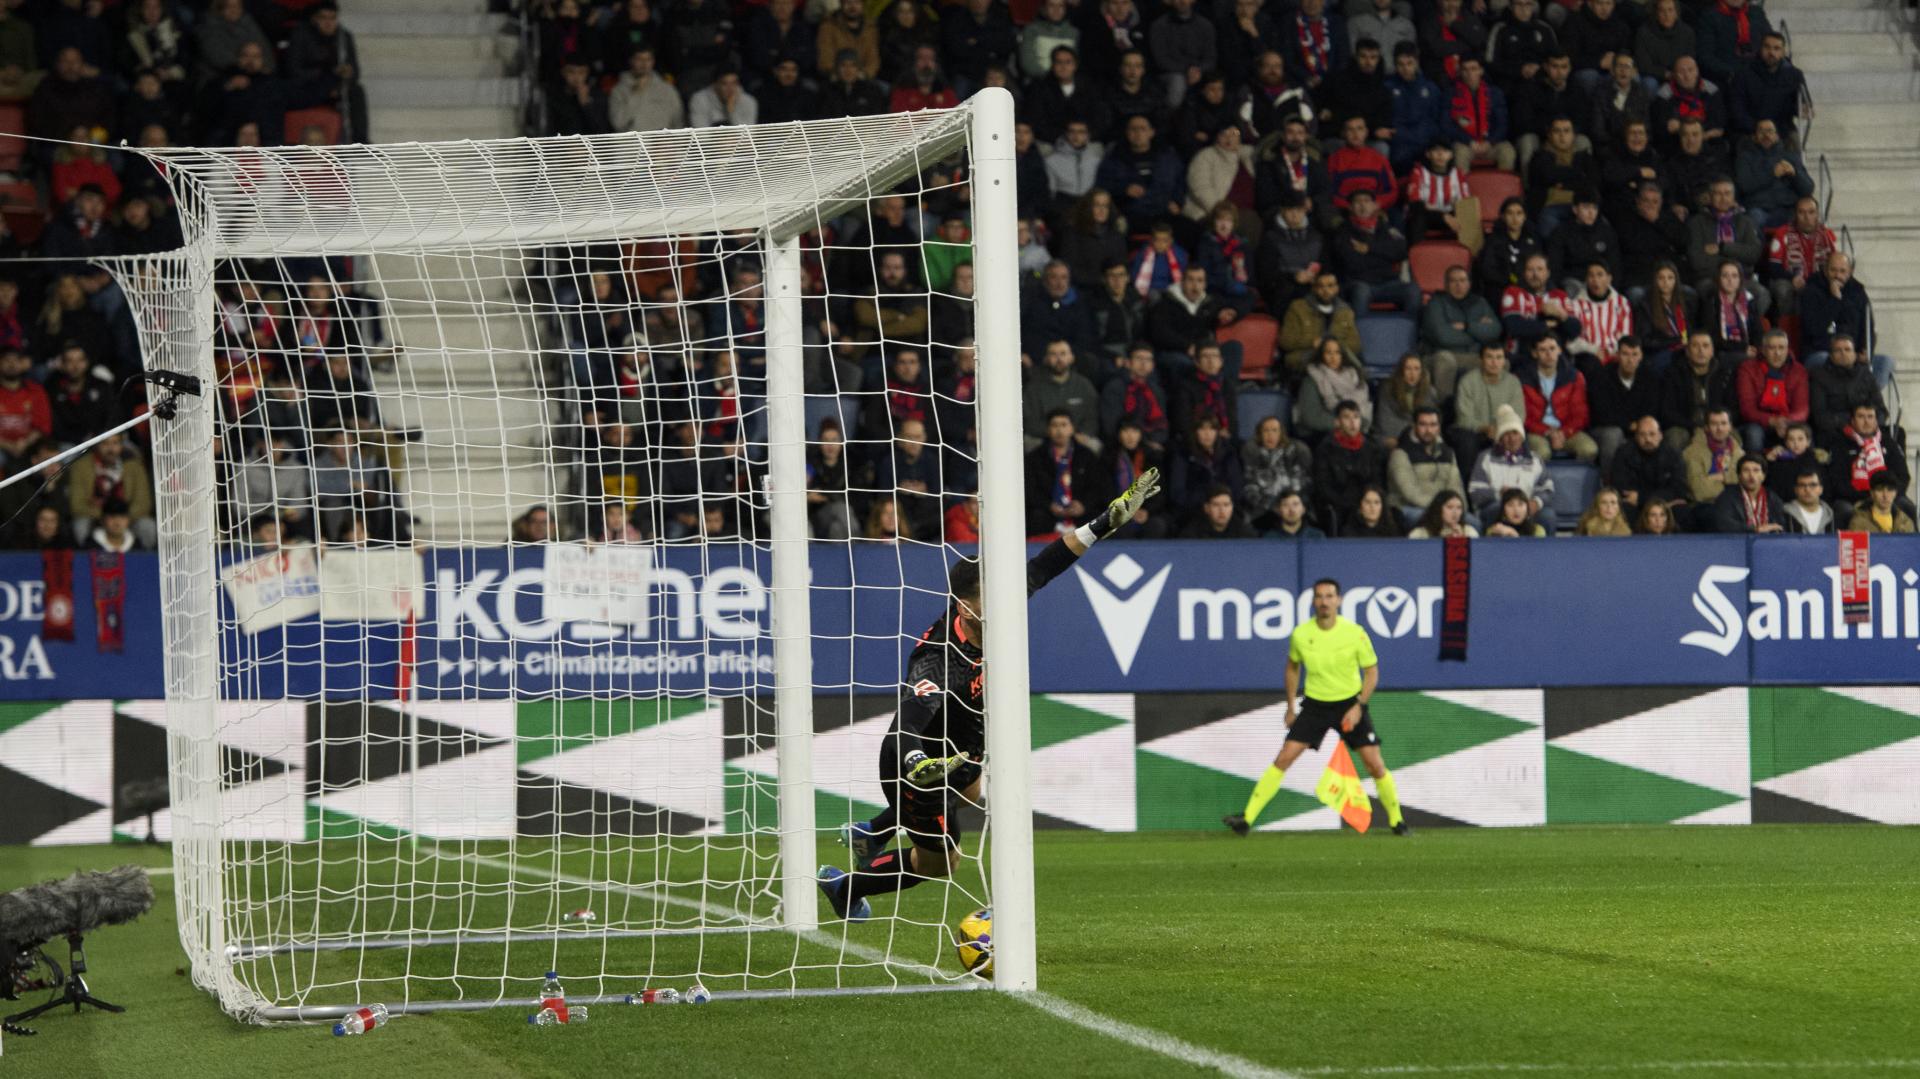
3, 931, 126, 1028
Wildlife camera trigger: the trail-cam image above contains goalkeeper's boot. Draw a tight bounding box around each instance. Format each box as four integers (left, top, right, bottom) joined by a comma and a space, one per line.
816, 865, 870, 923
1222, 813, 1251, 837
1392, 821, 1413, 837
839, 820, 885, 862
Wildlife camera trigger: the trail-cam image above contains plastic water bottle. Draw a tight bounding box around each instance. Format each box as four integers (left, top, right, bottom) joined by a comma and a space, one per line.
561, 908, 595, 923
529, 1005, 589, 1026
623, 988, 680, 1005
685, 983, 711, 1005
332, 1003, 388, 1036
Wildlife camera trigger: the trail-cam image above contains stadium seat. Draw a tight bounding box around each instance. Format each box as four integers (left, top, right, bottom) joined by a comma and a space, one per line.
1356, 315, 1417, 381
0, 179, 40, 245
1408, 241, 1471, 299
1547, 460, 1600, 531
804, 395, 856, 442
284, 106, 343, 146
1218, 312, 1278, 384
1237, 388, 1293, 438
0, 103, 24, 173
1465, 170, 1523, 232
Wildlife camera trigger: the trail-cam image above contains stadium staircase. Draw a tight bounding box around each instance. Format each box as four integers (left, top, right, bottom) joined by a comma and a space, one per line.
355, 0, 550, 544
1777, 0, 1920, 444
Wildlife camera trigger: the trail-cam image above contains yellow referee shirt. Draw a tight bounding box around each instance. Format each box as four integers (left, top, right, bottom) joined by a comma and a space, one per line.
1288, 617, 1378, 702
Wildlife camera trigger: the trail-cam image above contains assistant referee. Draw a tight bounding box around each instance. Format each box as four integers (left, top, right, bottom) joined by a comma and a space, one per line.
1224, 578, 1410, 836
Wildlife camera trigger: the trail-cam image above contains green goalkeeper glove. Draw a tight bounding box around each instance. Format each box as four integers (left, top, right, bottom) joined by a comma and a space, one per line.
1091, 466, 1162, 539
902, 750, 969, 789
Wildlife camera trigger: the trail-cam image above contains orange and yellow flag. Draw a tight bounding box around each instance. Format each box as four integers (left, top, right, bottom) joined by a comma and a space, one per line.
1315, 742, 1373, 833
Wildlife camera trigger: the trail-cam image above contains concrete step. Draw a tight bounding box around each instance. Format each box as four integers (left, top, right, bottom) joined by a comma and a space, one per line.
363, 77, 523, 109
1840, 231, 1920, 274
1789, 31, 1911, 58
1808, 121, 1920, 153
376, 389, 550, 451
360, 51, 503, 81
1789, 45, 1913, 73
1815, 164, 1920, 194
399, 461, 558, 545
1770, 0, 1881, 11
352, 12, 507, 37
358, 33, 500, 61
375, 110, 521, 143
373, 251, 522, 301
1777, 9, 1898, 34
387, 309, 538, 357
367, 0, 486, 12
1804, 70, 1920, 105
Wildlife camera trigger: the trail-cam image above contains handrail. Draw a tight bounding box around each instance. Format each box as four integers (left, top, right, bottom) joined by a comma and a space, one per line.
517, 1, 546, 137
1840, 223, 1856, 266
1818, 153, 1834, 222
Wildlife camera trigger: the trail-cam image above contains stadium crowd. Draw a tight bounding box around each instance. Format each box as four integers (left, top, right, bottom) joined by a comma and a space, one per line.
0, 0, 383, 553
535, 0, 1913, 543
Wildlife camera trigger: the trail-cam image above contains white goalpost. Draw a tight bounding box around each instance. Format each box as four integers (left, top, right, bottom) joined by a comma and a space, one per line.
108, 90, 1034, 1021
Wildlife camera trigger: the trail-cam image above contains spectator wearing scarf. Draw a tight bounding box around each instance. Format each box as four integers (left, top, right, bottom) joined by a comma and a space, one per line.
1652, 56, 1726, 152
1286, 0, 1344, 88
1710, 454, 1785, 533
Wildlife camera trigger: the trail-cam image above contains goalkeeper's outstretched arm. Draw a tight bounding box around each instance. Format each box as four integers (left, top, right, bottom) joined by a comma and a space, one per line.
1023, 467, 1163, 594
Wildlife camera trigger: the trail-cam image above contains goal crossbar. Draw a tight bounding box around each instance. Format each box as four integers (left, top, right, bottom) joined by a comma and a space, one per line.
136, 110, 974, 256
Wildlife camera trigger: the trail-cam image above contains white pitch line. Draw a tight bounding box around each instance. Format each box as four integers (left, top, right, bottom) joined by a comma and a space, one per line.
1020, 990, 1298, 1079
444, 848, 1297, 1078
1294, 1061, 1920, 1076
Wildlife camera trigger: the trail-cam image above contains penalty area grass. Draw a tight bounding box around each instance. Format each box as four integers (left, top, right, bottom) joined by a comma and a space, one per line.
2, 826, 1918, 1078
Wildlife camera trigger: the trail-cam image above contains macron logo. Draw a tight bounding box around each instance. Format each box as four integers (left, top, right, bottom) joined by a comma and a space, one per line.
1074, 553, 1172, 676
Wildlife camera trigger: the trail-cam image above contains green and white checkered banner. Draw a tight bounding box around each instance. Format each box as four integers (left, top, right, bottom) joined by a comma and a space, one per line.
5, 688, 1920, 845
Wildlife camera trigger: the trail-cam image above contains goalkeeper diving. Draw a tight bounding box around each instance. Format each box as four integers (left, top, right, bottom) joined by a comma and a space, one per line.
817, 468, 1162, 921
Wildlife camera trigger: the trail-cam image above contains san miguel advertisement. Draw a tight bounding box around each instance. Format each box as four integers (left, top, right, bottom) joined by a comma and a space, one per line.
0, 537, 1915, 701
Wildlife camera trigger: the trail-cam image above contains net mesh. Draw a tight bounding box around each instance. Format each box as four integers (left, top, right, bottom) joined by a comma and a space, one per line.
114, 107, 1012, 1020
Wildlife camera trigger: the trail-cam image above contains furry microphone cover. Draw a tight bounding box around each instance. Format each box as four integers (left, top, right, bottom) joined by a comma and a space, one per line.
0, 867, 155, 949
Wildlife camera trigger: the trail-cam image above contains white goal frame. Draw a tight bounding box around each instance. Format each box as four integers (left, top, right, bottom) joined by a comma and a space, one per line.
110, 88, 1035, 1019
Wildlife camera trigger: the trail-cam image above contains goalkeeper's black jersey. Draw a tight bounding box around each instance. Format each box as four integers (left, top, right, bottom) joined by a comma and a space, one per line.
890, 538, 1080, 759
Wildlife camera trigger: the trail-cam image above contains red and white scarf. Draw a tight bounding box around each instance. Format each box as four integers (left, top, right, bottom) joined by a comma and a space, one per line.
1848, 426, 1887, 491
1133, 246, 1180, 297
1741, 487, 1770, 530
1718, 289, 1750, 344
1295, 14, 1331, 79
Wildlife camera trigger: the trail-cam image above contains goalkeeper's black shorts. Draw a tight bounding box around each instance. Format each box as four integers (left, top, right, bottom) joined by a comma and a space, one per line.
879, 731, 978, 854
1284, 696, 1380, 751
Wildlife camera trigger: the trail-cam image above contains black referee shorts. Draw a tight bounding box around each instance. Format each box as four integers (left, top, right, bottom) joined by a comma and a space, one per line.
1285, 696, 1381, 752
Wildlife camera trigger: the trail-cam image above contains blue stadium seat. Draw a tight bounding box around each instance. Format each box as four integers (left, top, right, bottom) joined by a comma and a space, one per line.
1237, 388, 1293, 437
1356, 315, 1417, 381
1547, 460, 1600, 531
804, 395, 856, 441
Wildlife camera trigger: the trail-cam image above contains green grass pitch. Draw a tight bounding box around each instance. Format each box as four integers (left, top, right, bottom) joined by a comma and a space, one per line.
3, 825, 1918, 1078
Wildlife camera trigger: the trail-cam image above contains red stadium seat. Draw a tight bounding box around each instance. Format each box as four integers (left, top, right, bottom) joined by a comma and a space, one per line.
0, 179, 41, 245
0, 103, 25, 172
284, 106, 343, 146
1465, 170, 1523, 232
1218, 313, 1279, 384
1409, 241, 1472, 299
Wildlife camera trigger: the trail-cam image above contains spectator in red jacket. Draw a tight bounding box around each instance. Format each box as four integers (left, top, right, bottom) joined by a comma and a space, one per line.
1763, 196, 1836, 317
888, 45, 959, 113
1517, 336, 1598, 461
0, 347, 51, 466
1734, 329, 1808, 452
1326, 114, 1397, 211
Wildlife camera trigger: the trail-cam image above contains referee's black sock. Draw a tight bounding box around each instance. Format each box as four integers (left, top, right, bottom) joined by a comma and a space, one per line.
845, 847, 930, 905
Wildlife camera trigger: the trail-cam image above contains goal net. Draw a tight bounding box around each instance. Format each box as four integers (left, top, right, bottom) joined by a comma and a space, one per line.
111, 91, 1035, 1022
